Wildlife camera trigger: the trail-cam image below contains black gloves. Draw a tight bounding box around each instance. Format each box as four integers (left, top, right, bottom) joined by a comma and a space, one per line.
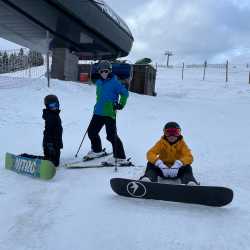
113, 102, 123, 110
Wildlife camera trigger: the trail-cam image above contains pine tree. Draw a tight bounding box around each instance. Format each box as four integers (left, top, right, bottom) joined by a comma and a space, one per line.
2, 51, 9, 73
0, 56, 3, 74
9, 53, 15, 72
18, 48, 24, 57
17, 48, 25, 69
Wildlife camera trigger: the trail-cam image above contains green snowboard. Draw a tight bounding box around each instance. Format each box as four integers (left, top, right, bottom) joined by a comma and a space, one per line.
5, 152, 56, 180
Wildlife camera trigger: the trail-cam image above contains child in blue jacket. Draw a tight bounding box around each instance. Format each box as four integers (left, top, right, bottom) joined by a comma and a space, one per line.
84, 60, 129, 165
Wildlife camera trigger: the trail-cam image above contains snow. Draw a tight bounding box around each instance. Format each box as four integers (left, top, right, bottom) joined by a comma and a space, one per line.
0, 66, 250, 250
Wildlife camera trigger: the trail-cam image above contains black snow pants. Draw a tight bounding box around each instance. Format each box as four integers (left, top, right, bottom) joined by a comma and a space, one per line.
87, 114, 126, 159
143, 162, 198, 184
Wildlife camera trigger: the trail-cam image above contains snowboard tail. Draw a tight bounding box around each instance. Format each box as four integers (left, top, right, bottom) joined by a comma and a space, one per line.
110, 178, 233, 207
5, 153, 56, 180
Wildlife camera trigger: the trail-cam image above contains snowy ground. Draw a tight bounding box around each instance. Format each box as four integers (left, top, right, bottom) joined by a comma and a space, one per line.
0, 67, 250, 250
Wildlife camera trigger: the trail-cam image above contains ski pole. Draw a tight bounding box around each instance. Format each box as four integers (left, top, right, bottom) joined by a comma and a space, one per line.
114, 112, 119, 172
75, 125, 89, 158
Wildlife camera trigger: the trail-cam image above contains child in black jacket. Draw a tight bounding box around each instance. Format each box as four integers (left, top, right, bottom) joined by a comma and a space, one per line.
42, 95, 63, 167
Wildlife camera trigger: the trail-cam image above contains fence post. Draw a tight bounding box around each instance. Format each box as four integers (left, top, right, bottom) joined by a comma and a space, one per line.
182, 62, 184, 80
46, 51, 50, 87
46, 30, 51, 88
28, 60, 31, 78
203, 60, 207, 80
226, 60, 229, 82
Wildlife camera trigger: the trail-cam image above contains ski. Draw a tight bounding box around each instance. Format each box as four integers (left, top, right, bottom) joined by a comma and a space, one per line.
64, 149, 112, 168
64, 157, 134, 169
101, 158, 134, 167
65, 163, 133, 169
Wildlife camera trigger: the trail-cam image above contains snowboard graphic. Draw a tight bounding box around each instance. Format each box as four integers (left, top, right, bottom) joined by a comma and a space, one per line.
5, 153, 56, 180
110, 178, 233, 207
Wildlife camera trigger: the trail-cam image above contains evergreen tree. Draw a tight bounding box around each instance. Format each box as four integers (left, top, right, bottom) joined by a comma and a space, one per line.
9, 53, 15, 72
28, 51, 36, 66
2, 51, 9, 73
0, 56, 3, 73
17, 48, 25, 69
37, 52, 44, 66
18, 48, 24, 57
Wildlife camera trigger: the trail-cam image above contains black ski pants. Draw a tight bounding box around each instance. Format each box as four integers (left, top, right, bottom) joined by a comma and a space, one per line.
87, 114, 126, 159
144, 162, 198, 184
44, 147, 61, 167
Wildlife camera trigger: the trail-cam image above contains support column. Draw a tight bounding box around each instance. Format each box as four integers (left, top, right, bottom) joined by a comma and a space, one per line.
51, 48, 78, 81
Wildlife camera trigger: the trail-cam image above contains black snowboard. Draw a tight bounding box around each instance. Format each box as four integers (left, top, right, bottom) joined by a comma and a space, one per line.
110, 178, 233, 207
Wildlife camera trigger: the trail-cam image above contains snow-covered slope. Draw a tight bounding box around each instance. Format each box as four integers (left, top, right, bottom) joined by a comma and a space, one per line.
0, 67, 250, 250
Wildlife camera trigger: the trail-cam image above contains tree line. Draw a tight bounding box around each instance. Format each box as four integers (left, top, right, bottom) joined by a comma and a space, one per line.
0, 48, 44, 74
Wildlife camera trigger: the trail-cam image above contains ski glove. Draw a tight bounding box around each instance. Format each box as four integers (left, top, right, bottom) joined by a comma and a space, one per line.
113, 102, 123, 110
168, 160, 183, 178
155, 159, 182, 178
172, 160, 183, 169
155, 159, 167, 168
155, 160, 171, 177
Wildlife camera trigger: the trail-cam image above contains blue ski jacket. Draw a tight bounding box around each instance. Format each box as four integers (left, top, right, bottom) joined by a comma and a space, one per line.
94, 73, 129, 119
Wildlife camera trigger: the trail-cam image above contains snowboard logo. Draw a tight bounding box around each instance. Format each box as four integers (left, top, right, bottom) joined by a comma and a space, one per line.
127, 181, 147, 198
14, 157, 37, 175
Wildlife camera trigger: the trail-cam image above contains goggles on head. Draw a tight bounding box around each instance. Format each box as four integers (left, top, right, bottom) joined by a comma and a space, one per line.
165, 128, 181, 137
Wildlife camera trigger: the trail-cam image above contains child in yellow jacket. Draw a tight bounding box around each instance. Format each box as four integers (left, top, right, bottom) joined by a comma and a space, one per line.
140, 122, 199, 185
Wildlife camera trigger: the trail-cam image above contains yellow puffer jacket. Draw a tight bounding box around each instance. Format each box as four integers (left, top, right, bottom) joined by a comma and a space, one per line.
147, 136, 193, 167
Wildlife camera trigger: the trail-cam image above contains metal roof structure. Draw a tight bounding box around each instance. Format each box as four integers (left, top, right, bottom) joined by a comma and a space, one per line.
0, 0, 134, 59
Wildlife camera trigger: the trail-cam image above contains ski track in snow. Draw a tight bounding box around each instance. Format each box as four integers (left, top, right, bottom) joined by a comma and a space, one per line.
1, 67, 250, 250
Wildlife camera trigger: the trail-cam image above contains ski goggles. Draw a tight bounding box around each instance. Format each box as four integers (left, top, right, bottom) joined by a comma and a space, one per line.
48, 102, 59, 110
165, 128, 181, 137
99, 69, 109, 74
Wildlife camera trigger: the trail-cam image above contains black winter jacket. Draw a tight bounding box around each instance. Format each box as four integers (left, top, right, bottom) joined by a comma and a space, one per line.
42, 109, 63, 149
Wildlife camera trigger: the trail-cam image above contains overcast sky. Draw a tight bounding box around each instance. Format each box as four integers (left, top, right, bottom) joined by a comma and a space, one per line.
1, 0, 250, 64
105, 0, 250, 64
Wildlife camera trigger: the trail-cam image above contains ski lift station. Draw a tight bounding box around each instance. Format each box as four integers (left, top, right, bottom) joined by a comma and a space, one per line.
0, 0, 134, 80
